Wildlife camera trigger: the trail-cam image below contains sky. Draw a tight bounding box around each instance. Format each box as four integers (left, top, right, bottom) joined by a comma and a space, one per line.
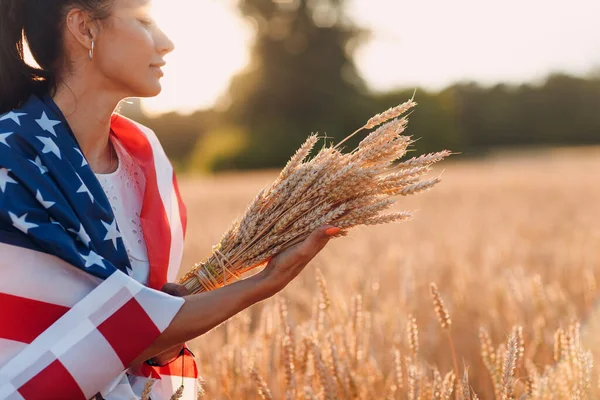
132, 0, 600, 115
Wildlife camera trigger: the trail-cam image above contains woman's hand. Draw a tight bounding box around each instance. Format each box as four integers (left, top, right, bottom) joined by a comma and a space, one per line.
132, 225, 337, 366
130, 225, 339, 366
257, 224, 340, 296
161, 282, 191, 297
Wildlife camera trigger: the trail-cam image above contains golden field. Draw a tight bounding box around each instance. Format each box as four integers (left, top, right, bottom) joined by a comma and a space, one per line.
177, 147, 600, 399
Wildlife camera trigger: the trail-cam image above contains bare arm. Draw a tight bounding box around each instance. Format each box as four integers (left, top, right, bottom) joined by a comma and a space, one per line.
132, 271, 271, 366
130, 224, 340, 367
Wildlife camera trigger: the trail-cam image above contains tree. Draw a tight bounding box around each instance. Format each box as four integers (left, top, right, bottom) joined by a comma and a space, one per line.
217, 0, 372, 170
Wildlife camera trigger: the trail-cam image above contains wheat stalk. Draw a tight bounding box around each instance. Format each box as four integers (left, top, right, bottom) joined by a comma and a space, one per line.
281, 334, 296, 400
180, 99, 450, 293
140, 378, 156, 400
430, 282, 459, 389
407, 314, 419, 360
169, 385, 184, 400
250, 366, 274, 400
501, 334, 518, 400
461, 366, 471, 400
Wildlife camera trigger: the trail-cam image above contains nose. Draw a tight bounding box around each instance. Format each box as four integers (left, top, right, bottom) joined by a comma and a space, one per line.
155, 27, 175, 56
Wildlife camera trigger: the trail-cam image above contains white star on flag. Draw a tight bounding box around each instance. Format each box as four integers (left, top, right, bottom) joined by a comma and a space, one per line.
81, 250, 106, 269
35, 112, 61, 136
0, 168, 17, 193
37, 136, 61, 159
75, 173, 94, 203
35, 190, 55, 209
68, 223, 92, 247
9, 212, 39, 234
29, 156, 48, 174
0, 132, 12, 147
0, 111, 27, 126
101, 219, 122, 249
74, 148, 88, 167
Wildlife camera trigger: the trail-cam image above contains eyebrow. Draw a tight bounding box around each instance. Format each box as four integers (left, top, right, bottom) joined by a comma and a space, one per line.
124, 0, 151, 11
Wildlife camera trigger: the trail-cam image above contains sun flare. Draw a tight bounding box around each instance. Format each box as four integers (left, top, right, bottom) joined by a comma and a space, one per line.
141, 0, 252, 116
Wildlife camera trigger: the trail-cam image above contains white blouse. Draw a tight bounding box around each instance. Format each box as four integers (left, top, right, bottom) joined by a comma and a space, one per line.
95, 137, 150, 286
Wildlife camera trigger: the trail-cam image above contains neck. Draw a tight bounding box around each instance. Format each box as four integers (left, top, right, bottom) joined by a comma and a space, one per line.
52, 79, 123, 173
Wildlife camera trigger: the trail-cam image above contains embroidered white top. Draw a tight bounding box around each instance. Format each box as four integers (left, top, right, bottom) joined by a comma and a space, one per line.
95, 136, 150, 286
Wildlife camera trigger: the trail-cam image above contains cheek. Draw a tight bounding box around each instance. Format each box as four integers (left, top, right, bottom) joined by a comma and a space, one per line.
98, 27, 155, 82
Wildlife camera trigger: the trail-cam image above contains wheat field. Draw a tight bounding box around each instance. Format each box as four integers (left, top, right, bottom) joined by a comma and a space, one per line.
176, 147, 600, 399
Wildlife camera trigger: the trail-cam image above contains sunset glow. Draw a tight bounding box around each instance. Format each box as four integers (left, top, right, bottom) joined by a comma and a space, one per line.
25, 0, 600, 116
143, 0, 600, 115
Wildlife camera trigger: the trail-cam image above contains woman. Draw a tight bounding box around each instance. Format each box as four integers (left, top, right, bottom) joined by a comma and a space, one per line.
0, 0, 339, 398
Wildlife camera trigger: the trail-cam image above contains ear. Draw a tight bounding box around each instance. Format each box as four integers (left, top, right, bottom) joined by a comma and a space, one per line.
65, 8, 100, 51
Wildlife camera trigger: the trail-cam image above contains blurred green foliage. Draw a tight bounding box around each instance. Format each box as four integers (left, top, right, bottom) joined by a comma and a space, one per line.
122, 1, 600, 173
188, 124, 250, 173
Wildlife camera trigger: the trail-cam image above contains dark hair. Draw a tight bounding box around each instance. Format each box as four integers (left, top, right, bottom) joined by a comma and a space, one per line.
0, 0, 113, 114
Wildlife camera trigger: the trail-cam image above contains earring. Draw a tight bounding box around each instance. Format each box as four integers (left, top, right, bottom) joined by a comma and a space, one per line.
89, 40, 94, 61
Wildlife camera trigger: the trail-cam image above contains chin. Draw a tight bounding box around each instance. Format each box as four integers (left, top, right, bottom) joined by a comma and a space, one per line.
134, 82, 163, 98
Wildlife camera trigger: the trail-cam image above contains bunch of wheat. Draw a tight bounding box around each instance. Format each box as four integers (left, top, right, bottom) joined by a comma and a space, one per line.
180, 98, 450, 293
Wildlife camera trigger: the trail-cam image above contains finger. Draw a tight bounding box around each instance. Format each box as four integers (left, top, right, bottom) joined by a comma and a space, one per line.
303, 225, 337, 253
161, 283, 189, 297
261, 256, 275, 272
325, 226, 341, 236
161, 282, 176, 293
176, 285, 191, 296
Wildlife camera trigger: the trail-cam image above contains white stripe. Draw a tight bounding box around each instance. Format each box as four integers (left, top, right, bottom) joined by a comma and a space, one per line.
0, 272, 130, 381
103, 377, 139, 400
0, 242, 101, 307
130, 376, 198, 400
135, 283, 181, 331
51, 318, 97, 358
152, 376, 198, 400
132, 121, 184, 282
0, 270, 184, 391
167, 187, 184, 282
99, 370, 128, 398
0, 382, 23, 400
60, 329, 126, 400
0, 339, 26, 367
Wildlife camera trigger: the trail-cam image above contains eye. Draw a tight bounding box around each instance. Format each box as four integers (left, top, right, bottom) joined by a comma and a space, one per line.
138, 18, 155, 28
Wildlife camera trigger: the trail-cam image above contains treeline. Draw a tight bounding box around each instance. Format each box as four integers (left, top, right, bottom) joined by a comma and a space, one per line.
124, 73, 600, 173
125, 0, 600, 173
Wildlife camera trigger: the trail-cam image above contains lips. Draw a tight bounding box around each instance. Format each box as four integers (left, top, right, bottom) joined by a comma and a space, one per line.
151, 65, 164, 76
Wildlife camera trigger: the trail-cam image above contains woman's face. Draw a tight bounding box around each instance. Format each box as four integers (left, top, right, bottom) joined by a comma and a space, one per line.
93, 0, 174, 98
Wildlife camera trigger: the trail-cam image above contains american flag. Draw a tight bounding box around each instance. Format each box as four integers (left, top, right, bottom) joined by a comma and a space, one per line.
0, 94, 199, 399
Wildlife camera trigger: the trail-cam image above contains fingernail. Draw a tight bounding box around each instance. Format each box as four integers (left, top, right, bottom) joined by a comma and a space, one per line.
325, 227, 341, 236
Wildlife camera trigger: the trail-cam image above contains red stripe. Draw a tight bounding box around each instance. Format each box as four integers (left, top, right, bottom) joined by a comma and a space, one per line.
0, 293, 68, 344
135, 348, 198, 378
18, 359, 86, 400
153, 348, 198, 377
110, 116, 171, 290
173, 172, 187, 238
97, 297, 161, 367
